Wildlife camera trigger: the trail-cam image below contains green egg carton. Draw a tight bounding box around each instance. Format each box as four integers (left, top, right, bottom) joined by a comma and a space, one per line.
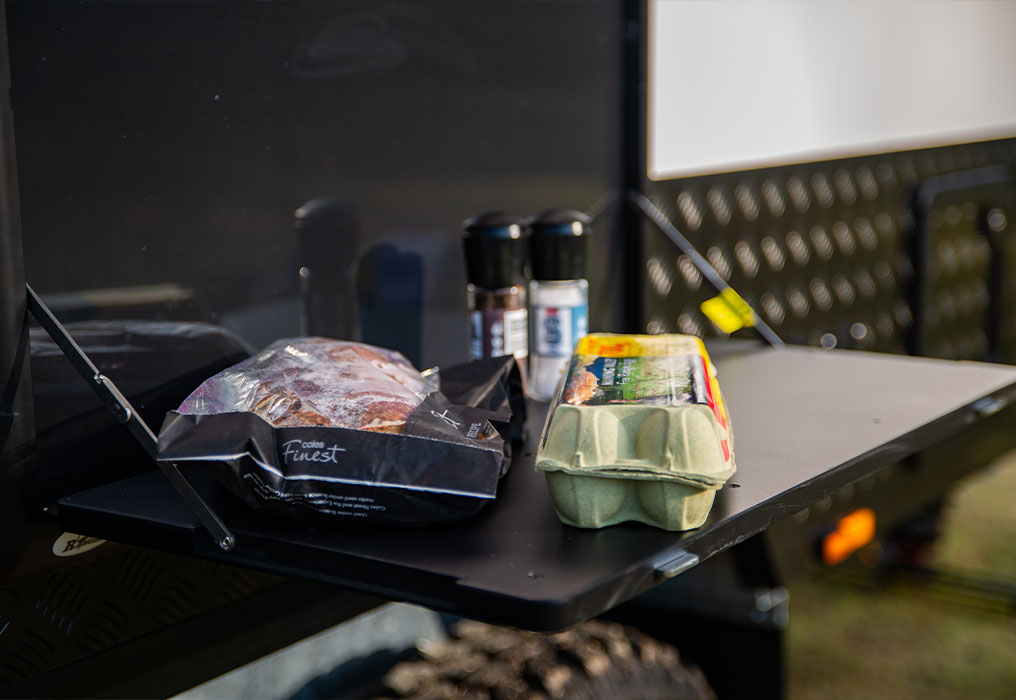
534, 332, 736, 532
536, 403, 734, 531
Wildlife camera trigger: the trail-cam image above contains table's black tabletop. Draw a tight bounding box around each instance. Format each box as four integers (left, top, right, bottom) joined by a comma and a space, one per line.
59, 342, 1016, 630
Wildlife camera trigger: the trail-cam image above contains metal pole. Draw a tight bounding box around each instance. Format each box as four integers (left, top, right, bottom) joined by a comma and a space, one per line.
0, 1, 38, 571
618, 0, 646, 332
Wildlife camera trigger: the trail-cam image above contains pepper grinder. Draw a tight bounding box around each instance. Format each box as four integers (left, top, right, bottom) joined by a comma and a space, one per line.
462, 212, 529, 384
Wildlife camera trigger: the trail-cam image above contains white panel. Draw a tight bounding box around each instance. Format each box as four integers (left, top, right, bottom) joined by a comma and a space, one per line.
649, 0, 1016, 179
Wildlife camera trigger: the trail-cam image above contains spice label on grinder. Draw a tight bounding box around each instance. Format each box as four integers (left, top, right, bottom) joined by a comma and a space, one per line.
534, 304, 588, 358
469, 308, 528, 361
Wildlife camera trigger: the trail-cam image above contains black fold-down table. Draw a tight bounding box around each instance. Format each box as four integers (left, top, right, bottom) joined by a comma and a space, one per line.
59, 342, 1016, 630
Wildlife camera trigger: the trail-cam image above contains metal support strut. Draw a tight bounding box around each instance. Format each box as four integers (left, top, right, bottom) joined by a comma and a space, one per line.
25, 284, 236, 551
631, 191, 785, 347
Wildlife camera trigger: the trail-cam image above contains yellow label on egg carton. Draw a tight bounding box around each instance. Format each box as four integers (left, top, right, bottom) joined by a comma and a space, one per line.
535, 333, 735, 531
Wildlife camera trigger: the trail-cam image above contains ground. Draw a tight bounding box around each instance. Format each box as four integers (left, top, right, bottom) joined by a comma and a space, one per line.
787, 451, 1016, 700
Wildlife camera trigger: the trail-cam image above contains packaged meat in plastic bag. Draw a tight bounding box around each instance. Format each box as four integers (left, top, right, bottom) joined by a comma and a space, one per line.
157, 338, 522, 526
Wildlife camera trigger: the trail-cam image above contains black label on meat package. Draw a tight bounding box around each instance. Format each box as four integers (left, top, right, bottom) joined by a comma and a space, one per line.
159, 411, 504, 496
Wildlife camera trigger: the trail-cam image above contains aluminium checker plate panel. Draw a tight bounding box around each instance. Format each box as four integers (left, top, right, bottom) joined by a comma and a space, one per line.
640, 139, 1016, 360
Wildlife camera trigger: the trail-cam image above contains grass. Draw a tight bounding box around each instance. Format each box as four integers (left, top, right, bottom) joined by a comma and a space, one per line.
786, 452, 1016, 700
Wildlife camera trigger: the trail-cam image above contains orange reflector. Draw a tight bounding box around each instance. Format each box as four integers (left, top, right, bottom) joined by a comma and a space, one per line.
821, 507, 876, 566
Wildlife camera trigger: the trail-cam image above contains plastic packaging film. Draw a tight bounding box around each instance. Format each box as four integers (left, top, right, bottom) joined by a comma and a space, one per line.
175, 338, 435, 433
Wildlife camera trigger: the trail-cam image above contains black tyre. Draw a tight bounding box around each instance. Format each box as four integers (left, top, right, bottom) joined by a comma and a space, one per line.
374, 619, 716, 700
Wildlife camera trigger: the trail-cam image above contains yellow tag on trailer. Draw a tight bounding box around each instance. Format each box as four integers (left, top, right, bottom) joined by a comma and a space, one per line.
700, 288, 756, 334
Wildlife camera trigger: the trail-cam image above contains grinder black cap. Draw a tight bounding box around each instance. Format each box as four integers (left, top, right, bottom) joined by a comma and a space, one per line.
529, 208, 591, 281
462, 211, 528, 288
